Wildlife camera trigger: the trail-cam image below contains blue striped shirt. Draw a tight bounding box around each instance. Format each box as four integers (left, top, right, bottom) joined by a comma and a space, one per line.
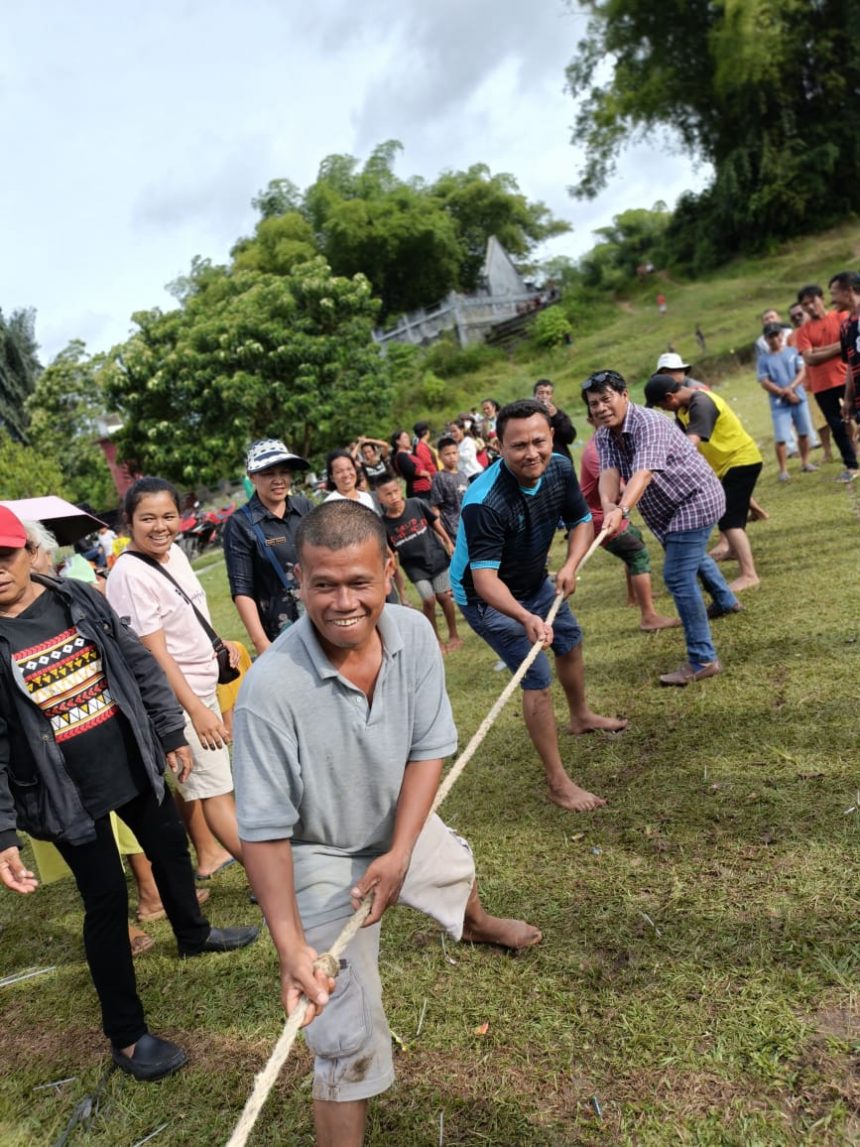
450, 456, 591, 606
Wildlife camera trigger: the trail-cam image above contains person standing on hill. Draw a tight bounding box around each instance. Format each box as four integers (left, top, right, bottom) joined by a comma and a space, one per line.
795, 281, 858, 481
533, 379, 576, 463
756, 323, 816, 481
840, 272, 860, 426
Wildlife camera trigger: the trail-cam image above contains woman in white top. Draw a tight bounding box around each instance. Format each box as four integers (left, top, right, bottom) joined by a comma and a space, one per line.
106, 477, 244, 870
323, 449, 378, 511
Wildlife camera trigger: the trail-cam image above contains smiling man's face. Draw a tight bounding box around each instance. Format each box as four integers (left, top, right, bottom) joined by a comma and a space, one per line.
498, 413, 554, 487
295, 538, 393, 657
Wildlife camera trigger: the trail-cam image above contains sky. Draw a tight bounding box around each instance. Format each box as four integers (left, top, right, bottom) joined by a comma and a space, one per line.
2, 0, 711, 364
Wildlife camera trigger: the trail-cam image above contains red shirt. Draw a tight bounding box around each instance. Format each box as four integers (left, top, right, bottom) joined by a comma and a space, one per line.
579, 437, 629, 540
794, 310, 849, 394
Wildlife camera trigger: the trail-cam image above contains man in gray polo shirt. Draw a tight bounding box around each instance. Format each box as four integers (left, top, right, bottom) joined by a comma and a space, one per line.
232, 501, 539, 1146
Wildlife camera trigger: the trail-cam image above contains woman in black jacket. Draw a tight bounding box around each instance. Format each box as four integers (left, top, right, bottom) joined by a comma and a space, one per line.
0, 507, 258, 1081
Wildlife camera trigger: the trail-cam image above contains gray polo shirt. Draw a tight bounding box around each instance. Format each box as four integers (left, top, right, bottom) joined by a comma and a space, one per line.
232, 604, 458, 927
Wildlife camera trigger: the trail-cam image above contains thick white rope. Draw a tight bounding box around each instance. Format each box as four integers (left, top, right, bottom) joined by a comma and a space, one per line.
226, 527, 609, 1146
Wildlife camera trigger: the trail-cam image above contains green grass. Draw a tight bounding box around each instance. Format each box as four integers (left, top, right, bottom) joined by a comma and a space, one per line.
4, 265, 860, 1143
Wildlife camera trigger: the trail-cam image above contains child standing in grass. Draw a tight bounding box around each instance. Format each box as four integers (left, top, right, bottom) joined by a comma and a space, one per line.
430, 435, 469, 542
375, 475, 463, 652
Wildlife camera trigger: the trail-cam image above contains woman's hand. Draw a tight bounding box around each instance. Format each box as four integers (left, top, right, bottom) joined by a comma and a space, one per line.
0, 847, 39, 894
225, 640, 242, 669
192, 703, 231, 749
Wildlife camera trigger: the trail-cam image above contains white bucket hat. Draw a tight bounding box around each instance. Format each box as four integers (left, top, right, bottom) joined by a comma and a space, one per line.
655, 352, 691, 373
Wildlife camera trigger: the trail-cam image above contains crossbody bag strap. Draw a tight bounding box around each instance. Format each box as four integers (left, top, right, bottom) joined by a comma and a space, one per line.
240, 502, 295, 591
122, 550, 221, 647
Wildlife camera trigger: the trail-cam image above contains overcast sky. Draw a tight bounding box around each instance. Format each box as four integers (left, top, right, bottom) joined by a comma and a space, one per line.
2, 0, 711, 364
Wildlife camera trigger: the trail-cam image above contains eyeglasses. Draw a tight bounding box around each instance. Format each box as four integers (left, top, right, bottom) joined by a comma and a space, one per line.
581, 370, 625, 392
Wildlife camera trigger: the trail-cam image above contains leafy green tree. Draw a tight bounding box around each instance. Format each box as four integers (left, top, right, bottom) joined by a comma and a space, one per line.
0, 308, 41, 443
566, 0, 860, 261
579, 204, 670, 290
103, 259, 392, 485
0, 437, 67, 500
27, 340, 117, 508
237, 142, 571, 317
431, 164, 570, 290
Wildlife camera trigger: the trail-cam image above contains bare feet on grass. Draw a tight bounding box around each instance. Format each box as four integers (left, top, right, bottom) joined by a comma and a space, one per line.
461, 915, 542, 952
567, 712, 628, 736
444, 637, 464, 653
548, 778, 606, 812
639, 615, 681, 632
709, 546, 731, 562
728, 575, 760, 593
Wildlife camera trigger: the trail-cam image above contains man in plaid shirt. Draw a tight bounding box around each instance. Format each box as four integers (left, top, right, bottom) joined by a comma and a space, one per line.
583, 370, 740, 686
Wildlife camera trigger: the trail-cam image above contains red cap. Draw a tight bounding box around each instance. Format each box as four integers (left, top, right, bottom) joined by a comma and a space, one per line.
0, 506, 28, 548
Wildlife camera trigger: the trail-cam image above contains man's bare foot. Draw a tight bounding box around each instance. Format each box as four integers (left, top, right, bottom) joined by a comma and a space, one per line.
548, 778, 607, 811
445, 637, 464, 652
461, 915, 542, 951
640, 615, 681, 632
729, 574, 760, 593
748, 502, 769, 522
709, 546, 731, 561
568, 712, 628, 735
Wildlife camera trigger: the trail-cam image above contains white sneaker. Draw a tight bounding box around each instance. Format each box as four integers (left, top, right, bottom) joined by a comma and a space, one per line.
836, 470, 860, 482
778, 471, 790, 482
800, 463, 818, 473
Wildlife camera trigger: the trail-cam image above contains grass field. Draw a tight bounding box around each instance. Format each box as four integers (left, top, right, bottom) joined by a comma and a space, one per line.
2, 363, 860, 1146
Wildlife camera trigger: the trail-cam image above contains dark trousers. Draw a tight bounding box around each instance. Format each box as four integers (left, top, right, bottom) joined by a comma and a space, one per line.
814, 385, 858, 470
55, 786, 209, 1048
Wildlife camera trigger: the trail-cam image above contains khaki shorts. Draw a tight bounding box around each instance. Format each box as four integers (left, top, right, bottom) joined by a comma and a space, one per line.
177, 695, 234, 801
302, 814, 475, 1103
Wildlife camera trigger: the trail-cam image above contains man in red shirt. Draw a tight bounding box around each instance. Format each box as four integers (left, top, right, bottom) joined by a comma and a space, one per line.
795, 282, 858, 481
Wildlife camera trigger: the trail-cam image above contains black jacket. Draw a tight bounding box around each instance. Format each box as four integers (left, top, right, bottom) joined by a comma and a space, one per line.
0, 575, 187, 851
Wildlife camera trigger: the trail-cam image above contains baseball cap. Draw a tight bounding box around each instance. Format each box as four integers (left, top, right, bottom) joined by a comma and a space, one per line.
0, 505, 27, 548
762, 322, 783, 338
655, 352, 691, 373
644, 375, 681, 407
246, 439, 310, 475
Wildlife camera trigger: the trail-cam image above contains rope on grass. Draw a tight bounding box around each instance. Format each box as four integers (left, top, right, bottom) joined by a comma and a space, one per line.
226, 527, 610, 1147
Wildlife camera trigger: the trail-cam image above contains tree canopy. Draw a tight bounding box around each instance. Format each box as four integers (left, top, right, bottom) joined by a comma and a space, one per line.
566, 0, 860, 266
27, 340, 117, 508
234, 142, 571, 317
103, 259, 392, 485
0, 307, 41, 443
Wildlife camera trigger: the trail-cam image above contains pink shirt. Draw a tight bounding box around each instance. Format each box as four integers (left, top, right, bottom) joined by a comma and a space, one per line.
580, 437, 629, 540
106, 544, 218, 697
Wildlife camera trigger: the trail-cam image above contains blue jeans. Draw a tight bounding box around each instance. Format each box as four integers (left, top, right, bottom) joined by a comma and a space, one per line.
662, 526, 737, 668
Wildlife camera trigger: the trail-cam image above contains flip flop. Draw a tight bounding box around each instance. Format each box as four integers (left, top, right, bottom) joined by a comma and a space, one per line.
195, 858, 237, 881
137, 888, 209, 923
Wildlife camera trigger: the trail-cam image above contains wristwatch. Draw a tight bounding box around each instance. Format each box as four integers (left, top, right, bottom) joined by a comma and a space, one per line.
619, 505, 631, 520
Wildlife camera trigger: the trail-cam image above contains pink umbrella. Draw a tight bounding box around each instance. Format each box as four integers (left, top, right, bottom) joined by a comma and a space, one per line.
0, 496, 107, 546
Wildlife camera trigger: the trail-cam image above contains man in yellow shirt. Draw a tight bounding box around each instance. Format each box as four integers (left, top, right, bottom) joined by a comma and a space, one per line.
644, 375, 763, 598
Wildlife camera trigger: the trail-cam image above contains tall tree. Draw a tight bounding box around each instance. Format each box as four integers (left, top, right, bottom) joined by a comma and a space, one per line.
566, 0, 860, 261
27, 340, 117, 508
103, 259, 392, 484
237, 142, 571, 317
0, 307, 41, 443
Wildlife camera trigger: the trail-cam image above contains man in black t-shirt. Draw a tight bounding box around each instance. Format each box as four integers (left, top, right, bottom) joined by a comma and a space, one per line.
533, 378, 576, 462
840, 272, 860, 422
375, 477, 462, 651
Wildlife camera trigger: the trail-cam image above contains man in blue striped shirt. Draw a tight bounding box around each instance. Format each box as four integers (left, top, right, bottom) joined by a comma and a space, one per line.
451, 398, 627, 812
